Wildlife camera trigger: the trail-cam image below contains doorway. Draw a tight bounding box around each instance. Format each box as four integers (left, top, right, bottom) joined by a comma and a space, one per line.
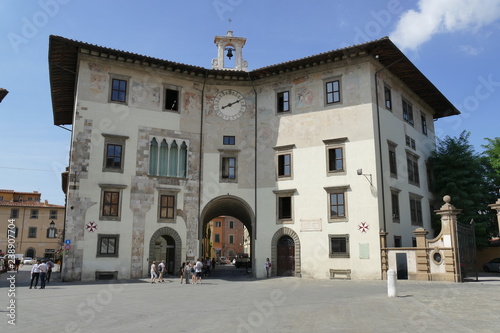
277, 235, 295, 276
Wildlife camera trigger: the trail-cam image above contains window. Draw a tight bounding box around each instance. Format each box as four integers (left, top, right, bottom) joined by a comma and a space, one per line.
102, 191, 119, 217
279, 197, 292, 219
10, 209, 19, 218
49, 210, 57, 219
215, 234, 220, 243
384, 86, 392, 110
326, 80, 341, 104
394, 236, 402, 247
405, 135, 416, 150
219, 149, 239, 182
46, 227, 57, 239
229, 235, 234, 244
421, 113, 428, 135
159, 195, 175, 219
99, 184, 126, 221
110, 78, 127, 103
410, 195, 423, 226
324, 186, 349, 222
28, 227, 37, 238
328, 147, 344, 172
164, 88, 179, 111
97, 234, 119, 257
229, 221, 234, 229
412, 237, 417, 247
278, 153, 292, 177
223, 136, 235, 145
388, 142, 397, 178
329, 193, 346, 219
7, 227, 18, 237
103, 134, 128, 173
221, 157, 236, 179
407, 153, 420, 185
30, 209, 39, 219
215, 221, 221, 227
149, 137, 188, 178
391, 190, 400, 221
402, 99, 414, 125
277, 91, 290, 113
106, 144, 122, 169
329, 234, 349, 258
274, 144, 295, 180
274, 189, 296, 223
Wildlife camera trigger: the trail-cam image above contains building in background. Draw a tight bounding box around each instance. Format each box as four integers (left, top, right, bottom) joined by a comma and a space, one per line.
0, 190, 64, 260
205, 216, 247, 262
48, 32, 459, 281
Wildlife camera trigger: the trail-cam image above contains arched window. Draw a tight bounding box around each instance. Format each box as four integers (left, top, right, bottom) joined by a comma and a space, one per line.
179, 141, 188, 178
169, 140, 178, 177
159, 139, 169, 176
149, 138, 158, 175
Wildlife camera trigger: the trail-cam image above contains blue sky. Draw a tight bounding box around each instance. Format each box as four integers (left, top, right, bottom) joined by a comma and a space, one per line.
1, 0, 499, 205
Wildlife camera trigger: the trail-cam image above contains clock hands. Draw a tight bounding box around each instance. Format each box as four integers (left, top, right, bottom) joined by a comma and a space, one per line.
221, 99, 242, 109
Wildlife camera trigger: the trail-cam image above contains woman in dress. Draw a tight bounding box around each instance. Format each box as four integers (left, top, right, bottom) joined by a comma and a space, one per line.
150, 261, 158, 284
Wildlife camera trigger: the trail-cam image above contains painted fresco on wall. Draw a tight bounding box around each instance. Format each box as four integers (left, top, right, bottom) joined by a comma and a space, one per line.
296, 87, 315, 109
90, 74, 106, 93
184, 92, 201, 115
131, 81, 160, 108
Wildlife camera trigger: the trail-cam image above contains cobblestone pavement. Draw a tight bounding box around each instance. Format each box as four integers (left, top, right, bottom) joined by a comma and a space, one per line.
1, 265, 499, 332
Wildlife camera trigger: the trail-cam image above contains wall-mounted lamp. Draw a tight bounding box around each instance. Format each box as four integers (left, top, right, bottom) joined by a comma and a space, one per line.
357, 168, 373, 186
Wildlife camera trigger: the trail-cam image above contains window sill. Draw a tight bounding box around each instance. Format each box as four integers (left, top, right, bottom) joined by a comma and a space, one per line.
277, 219, 294, 224
328, 218, 348, 223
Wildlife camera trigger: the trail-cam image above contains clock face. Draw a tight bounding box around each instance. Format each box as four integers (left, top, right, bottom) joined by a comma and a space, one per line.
214, 89, 246, 120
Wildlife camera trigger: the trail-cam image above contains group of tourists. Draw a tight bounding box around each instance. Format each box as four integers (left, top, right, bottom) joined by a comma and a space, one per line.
150, 257, 216, 284
29, 259, 54, 289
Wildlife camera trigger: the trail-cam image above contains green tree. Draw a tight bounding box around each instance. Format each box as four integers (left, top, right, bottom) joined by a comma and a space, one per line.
482, 137, 500, 176
429, 131, 496, 247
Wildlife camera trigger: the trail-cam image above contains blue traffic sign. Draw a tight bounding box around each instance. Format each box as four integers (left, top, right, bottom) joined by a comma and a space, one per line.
65, 239, 71, 244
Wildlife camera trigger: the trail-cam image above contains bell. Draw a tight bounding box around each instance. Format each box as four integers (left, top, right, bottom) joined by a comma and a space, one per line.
226, 47, 234, 59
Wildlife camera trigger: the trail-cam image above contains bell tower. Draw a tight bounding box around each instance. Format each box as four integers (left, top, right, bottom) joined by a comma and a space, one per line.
212, 31, 248, 71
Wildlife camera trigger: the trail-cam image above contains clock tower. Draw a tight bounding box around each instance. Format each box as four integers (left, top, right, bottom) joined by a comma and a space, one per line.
212, 31, 248, 71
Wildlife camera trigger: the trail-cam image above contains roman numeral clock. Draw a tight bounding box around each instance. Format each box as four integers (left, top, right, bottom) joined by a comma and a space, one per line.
214, 89, 246, 121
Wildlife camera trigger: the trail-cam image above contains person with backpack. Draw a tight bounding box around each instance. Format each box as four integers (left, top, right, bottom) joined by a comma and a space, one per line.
158, 260, 166, 283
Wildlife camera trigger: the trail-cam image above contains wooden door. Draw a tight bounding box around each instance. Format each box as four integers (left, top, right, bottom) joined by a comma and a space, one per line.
277, 236, 295, 276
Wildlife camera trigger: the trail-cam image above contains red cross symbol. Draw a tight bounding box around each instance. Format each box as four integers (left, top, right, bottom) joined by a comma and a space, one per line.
358, 222, 369, 233
86, 221, 98, 232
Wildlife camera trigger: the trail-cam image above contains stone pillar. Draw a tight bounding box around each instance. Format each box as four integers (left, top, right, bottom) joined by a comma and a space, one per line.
379, 230, 388, 279
434, 195, 462, 282
488, 197, 500, 236
413, 228, 429, 280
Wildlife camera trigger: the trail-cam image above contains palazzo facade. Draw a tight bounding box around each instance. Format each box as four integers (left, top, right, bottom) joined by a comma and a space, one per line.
48, 32, 459, 281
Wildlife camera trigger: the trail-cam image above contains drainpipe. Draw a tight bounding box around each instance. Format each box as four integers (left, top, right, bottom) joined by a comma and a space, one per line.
198, 71, 209, 250
374, 56, 404, 233
248, 72, 258, 271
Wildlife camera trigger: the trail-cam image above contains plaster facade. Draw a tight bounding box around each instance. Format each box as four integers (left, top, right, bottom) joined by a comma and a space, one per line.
48, 33, 458, 281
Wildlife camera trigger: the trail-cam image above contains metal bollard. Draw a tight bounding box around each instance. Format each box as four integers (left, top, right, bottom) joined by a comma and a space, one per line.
387, 269, 397, 297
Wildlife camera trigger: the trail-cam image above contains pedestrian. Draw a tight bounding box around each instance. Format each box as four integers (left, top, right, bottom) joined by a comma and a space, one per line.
46, 259, 54, 283
150, 261, 158, 284
39, 260, 48, 289
180, 262, 185, 284
158, 260, 166, 283
205, 257, 211, 276
195, 258, 203, 284
184, 261, 191, 285
265, 258, 271, 278
211, 257, 216, 271
15, 257, 21, 272
30, 260, 41, 289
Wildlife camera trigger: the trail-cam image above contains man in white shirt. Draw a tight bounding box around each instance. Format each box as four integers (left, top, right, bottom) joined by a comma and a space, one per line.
195, 259, 203, 284
38, 260, 48, 289
30, 260, 41, 289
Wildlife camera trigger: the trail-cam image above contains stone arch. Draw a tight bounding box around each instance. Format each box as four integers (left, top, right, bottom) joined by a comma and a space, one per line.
148, 226, 182, 276
271, 227, 301, 277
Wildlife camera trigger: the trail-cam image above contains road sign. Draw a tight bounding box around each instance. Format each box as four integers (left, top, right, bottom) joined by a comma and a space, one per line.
65, 239, 71, 244
64, 244, 71, 250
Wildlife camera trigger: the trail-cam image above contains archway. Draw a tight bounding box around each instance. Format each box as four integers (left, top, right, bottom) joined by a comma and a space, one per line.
271, 228, 301, 277
149, 227, 182, 276
199, 195, 255, 274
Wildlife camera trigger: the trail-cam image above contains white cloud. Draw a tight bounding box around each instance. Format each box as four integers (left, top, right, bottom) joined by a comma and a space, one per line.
390, 0, 500, 51
460, 44, 482, 55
